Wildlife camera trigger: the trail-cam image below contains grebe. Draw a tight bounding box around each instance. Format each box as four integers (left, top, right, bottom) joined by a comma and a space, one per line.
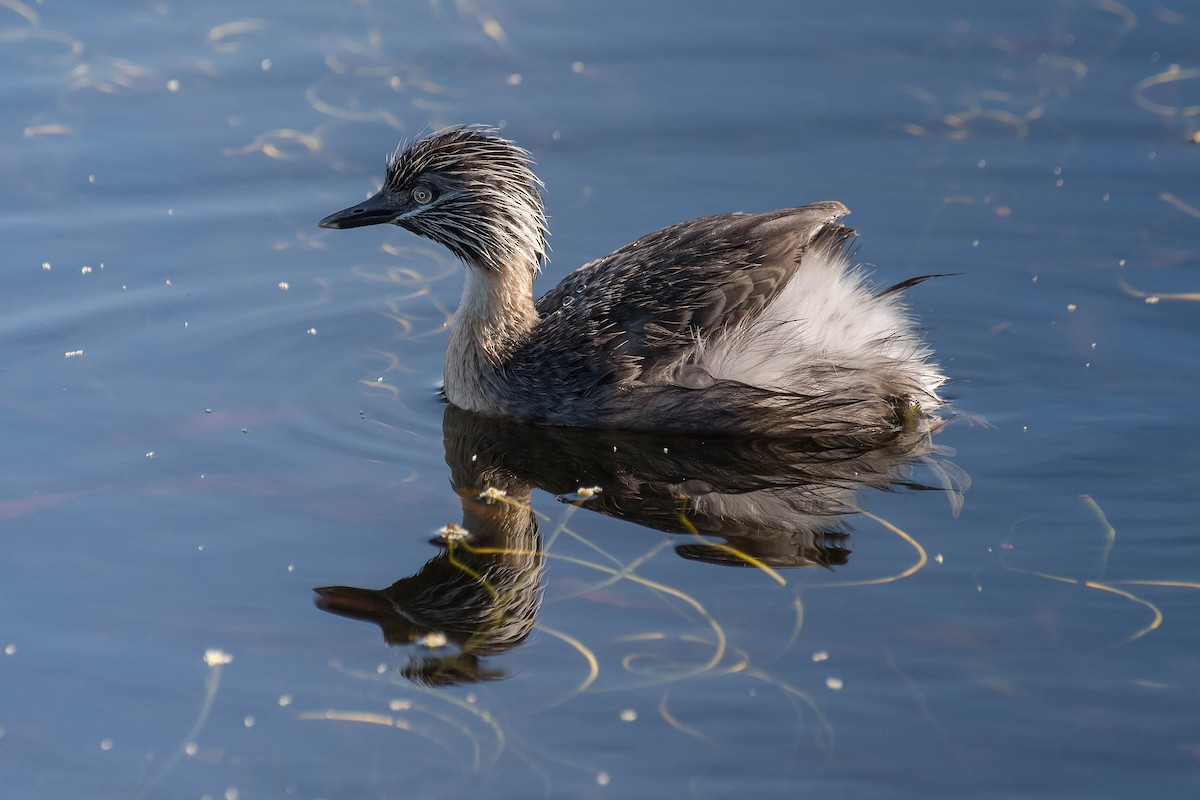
319, 126, 946, 438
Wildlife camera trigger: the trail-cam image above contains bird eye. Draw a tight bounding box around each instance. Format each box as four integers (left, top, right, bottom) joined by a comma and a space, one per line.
411, 185, 434, 204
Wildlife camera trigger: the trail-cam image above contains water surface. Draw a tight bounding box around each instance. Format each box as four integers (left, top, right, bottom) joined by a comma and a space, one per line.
3, 1, 1199, 797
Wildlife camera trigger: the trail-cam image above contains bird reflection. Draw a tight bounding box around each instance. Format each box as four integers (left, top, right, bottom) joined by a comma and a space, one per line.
315, 406, 965, 685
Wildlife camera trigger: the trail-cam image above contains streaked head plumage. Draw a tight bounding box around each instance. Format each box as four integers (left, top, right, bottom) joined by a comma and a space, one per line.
383, 126, 548, 273
319, 126, 548, 274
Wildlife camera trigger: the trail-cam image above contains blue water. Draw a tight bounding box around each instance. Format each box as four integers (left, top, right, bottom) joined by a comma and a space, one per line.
4, 1, 1199, 797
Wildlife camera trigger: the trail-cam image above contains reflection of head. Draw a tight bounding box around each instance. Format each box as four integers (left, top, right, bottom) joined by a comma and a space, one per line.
315, 483, 543, 685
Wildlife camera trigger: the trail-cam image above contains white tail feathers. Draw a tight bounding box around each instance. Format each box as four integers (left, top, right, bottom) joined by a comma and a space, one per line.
689, 247, 945, 402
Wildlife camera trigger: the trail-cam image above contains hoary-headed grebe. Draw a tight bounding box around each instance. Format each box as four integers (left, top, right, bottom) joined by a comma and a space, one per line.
319, 126, 946, 438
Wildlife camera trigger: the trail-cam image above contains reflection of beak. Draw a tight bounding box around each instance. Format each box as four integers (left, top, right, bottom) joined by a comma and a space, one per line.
313, 585, 395, 619
317, 191, 398, 229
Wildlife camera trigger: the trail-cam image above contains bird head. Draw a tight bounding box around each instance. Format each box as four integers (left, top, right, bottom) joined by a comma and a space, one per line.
319, 126, 548, 274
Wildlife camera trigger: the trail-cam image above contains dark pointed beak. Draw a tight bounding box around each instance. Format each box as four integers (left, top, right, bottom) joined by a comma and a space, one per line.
318, 191, 399, 229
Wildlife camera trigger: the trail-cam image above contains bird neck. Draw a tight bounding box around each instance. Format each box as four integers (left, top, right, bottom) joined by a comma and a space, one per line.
443, 262, 539, 411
